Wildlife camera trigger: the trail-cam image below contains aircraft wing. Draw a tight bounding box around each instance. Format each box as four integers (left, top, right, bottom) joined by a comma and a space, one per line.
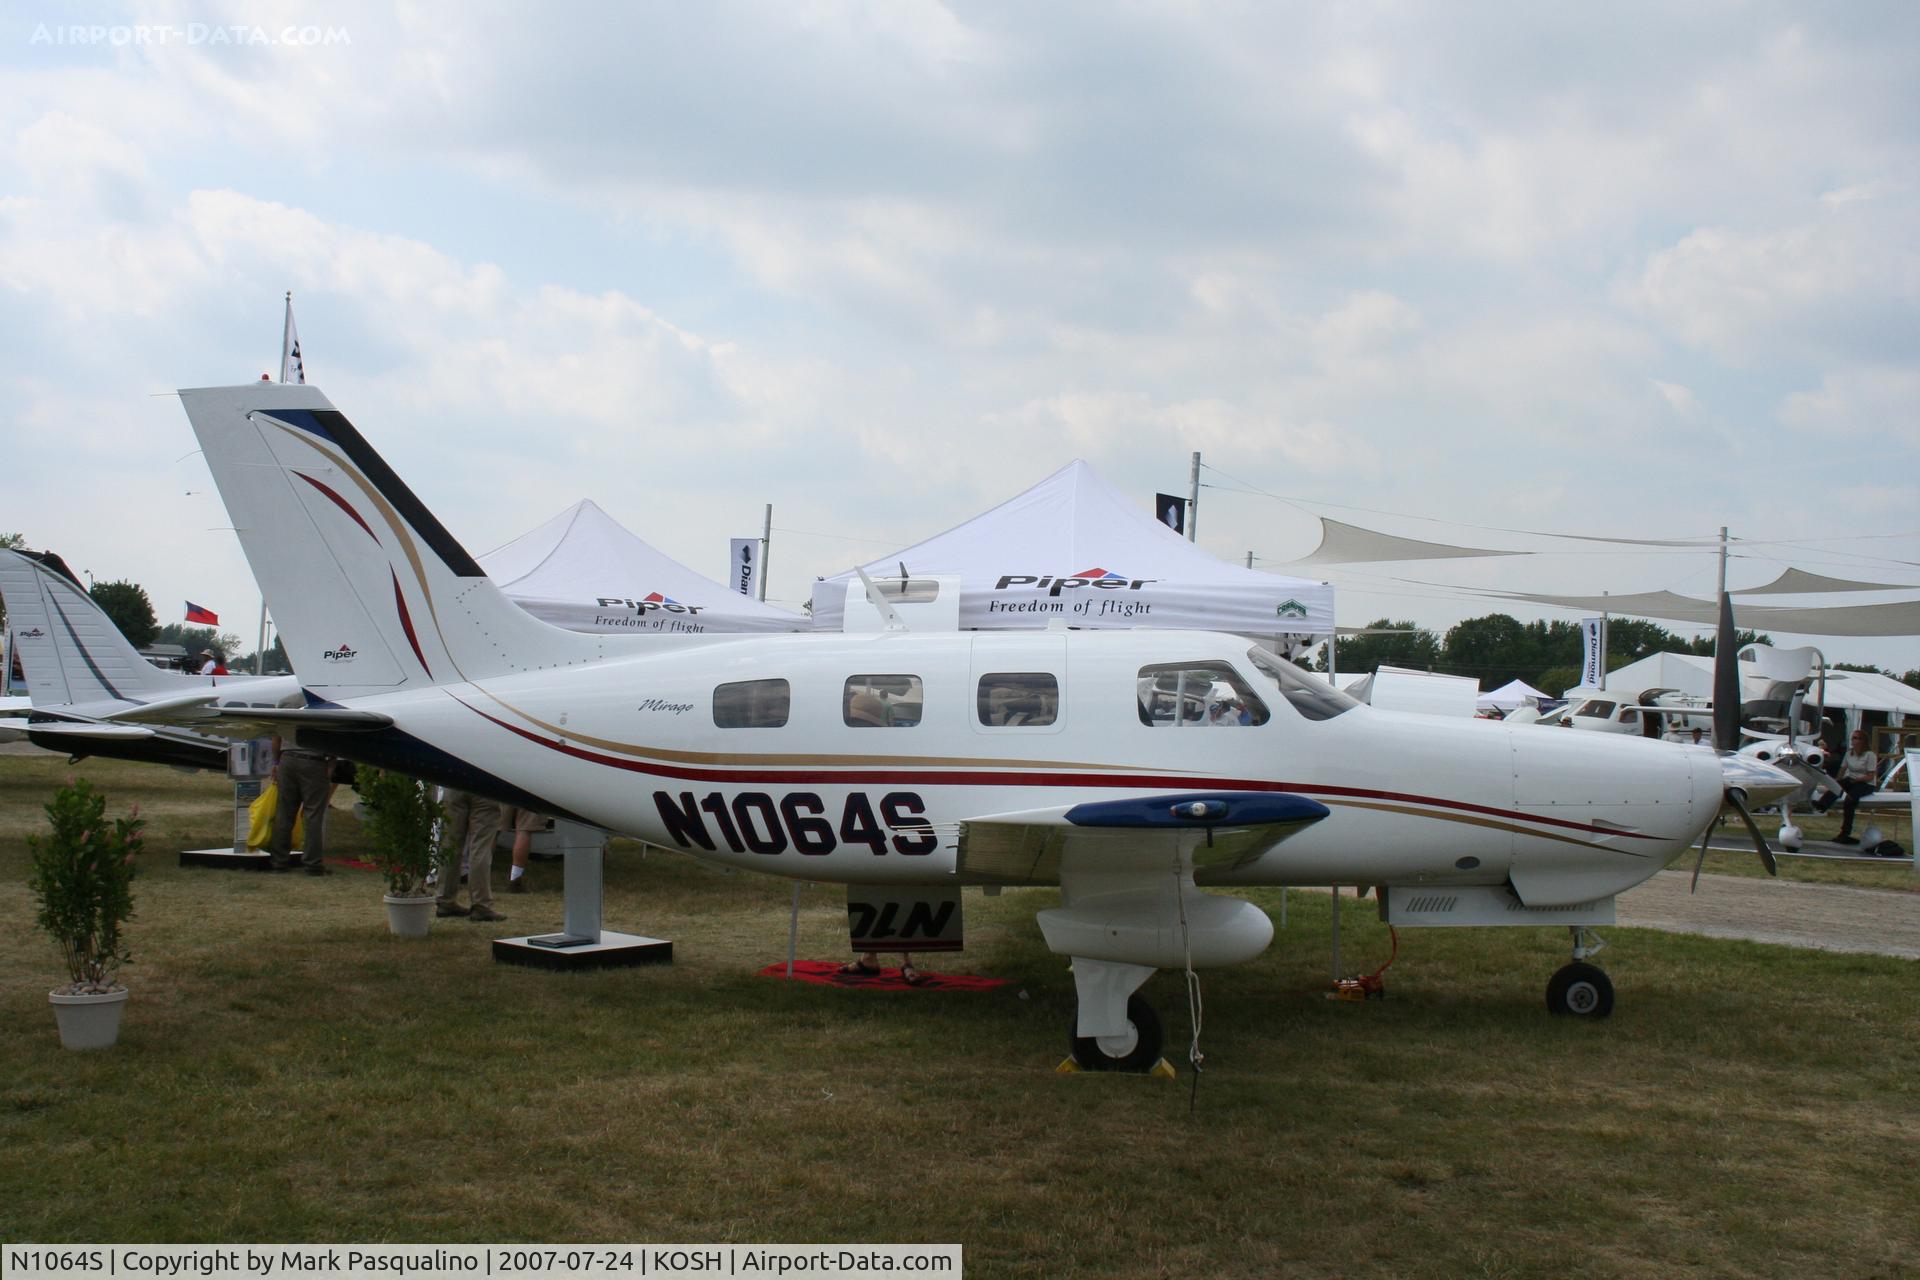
957, 791, 1328, 886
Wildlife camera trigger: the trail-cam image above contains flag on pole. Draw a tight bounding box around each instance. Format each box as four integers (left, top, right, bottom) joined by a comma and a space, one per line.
1155, 493, 1186, 534
1580, 616, 1606, 688
185, 602, 219, 625
728, 538, 760, 597
280, 291, 305, 384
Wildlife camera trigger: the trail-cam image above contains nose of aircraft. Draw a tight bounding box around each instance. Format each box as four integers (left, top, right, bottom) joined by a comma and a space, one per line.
1716, 750, 1801, 808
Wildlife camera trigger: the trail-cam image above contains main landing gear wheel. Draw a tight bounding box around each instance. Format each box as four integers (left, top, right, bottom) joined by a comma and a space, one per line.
1069, 993, 1163, 1073
1545, 962, 1614, 1018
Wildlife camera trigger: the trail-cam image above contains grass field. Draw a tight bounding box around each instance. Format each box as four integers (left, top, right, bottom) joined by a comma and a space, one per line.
2, 756, 1916, 1278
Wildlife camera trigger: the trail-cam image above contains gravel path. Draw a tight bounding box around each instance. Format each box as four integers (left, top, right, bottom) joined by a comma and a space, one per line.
1619, 869, 1920, 959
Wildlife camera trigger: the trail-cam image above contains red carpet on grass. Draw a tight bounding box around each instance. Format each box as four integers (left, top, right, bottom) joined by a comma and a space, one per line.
757, 959, 1010, 992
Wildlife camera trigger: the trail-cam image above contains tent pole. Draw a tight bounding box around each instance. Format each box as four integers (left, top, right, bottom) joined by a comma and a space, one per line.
255, 599, 268, 675
1187, 451, 1200, 542
1600, 591, 1609, 692
759, 504, 772, 603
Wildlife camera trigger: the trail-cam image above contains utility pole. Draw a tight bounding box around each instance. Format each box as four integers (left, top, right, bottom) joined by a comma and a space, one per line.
255, 601, 269, 675
1717, 525, 1729, 599
758, 504, 772, 603
1187, 452, 1200, 542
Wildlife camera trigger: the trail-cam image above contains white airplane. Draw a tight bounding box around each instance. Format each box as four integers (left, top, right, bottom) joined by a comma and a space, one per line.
176, 382, 1797, 1069
0, 548, 304, 770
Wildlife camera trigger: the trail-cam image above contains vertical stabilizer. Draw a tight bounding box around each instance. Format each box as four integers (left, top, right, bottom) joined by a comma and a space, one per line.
0, 549, 183, 706
177, 384, 610, 701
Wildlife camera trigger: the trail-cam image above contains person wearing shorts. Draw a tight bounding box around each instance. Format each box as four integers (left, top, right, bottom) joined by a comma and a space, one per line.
499, 804, 545, 893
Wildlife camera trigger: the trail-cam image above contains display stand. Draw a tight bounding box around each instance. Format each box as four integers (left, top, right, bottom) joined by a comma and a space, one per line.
492, 824, 671, 971
180, 738, 290, 870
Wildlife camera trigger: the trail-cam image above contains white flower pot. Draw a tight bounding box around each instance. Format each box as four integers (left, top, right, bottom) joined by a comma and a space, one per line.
49, 987, 129, 1050
383, 893, 435, 938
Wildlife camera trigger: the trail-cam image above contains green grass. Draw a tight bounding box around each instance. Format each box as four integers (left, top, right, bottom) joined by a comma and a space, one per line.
2, 757, 1917, 1278
1683, 804, 1917, 890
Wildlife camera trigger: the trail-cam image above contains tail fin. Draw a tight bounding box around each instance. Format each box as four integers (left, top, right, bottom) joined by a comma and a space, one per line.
177, 384, 610, 701
0, 548, 187, 707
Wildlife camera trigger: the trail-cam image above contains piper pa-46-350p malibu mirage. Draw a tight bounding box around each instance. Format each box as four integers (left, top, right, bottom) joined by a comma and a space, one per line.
176, 383, 1797, 1071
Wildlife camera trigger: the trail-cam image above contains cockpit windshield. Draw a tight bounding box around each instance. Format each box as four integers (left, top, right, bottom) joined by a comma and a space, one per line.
1245, 646, 1359, 722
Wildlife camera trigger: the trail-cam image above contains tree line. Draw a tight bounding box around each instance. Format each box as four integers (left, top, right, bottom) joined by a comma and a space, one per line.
1323, 614, 1920, 697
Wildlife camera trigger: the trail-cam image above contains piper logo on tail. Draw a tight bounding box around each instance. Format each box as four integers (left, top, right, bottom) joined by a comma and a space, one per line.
994, 568, 1157, 597
321, 644, 358, 663
597, 592, 706, 617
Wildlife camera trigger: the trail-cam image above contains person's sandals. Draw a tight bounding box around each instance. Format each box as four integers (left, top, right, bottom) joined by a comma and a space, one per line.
838, 959, 881, 976
899, 963, 927, 986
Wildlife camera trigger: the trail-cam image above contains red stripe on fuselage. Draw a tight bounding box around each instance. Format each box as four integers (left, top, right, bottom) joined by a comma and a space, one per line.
459, 701, 1660, 843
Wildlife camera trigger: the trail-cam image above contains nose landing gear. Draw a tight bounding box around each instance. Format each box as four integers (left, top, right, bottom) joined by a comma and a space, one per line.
1546, 927, 1615, 1018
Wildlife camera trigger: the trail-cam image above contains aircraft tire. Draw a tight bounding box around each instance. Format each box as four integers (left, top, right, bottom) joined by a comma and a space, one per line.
1069, 993, 1163, 1072
1546, 962, 1614, 1018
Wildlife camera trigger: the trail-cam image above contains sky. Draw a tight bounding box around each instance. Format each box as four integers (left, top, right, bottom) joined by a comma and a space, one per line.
3, 1, 1917, 673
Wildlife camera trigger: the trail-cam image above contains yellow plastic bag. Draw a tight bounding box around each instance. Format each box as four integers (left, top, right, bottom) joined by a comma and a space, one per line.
247, 782, 305, 850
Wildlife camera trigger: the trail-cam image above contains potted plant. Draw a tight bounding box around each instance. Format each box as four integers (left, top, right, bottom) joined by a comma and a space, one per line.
30, 779, 144, 1049
355, 765, 442, 937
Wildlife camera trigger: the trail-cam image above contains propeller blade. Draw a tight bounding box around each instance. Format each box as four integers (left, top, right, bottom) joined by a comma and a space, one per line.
1690, 821, 1712, 893
1712, 590, 1740, 753
1689, 817, 1720, 898
1725, 789, 1779, 877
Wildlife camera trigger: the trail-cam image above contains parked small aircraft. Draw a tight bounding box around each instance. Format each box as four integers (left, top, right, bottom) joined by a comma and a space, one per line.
0, 548, 303, 770
176, 383, 1798, 1069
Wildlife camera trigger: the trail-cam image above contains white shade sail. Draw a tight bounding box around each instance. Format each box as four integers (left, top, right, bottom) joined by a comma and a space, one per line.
1289, 516, 1525, 566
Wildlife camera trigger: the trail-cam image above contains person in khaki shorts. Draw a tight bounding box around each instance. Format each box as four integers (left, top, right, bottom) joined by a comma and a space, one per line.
435, 790, 506, 921
499, 804, 546, 893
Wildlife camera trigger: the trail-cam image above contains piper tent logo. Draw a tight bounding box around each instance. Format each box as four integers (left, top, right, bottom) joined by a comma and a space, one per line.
993, 568, 1157, 597
1275, 599, 1309, 620
19, 627, 46, 638
596, 592, 706, 617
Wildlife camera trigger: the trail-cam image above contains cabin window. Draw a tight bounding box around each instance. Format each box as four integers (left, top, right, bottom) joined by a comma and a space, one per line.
1136, 662, 1270, 727
1579, 700, 1617, 719
1245, 646, 1357, 722
977, 673, 1059, 726
712, 678, 790, 729
844, 675, 924, 727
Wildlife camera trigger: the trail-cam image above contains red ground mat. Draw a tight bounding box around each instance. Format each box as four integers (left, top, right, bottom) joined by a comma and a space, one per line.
757, 959, 1010, 992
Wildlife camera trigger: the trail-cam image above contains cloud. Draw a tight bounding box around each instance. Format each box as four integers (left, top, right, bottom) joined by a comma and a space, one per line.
1779, 365, 1920, 444
1618, 198, 1920, 366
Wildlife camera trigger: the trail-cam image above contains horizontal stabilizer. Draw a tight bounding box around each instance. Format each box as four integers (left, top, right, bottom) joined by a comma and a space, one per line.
106, 691, 221, 722
27, 721, 159, 741
960, 791, 1328, 885
212, 706, 395, 732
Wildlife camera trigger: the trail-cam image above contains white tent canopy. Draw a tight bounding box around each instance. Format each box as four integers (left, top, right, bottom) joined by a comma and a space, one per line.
1478, 678, 1550, 710
808, 460, 1334, 640
482, 500, 804, 635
